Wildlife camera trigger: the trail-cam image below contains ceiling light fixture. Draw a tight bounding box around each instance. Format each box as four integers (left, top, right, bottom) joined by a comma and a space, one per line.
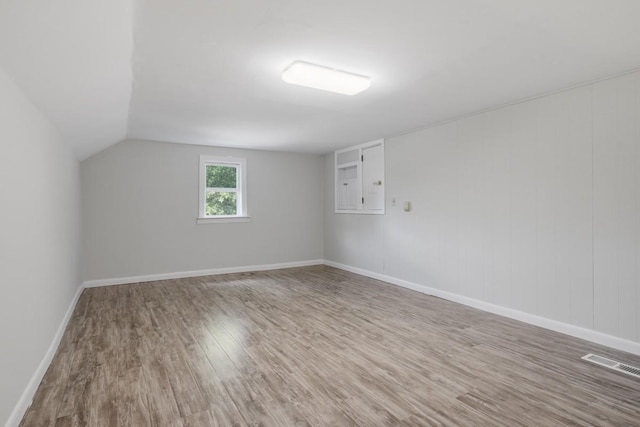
282, 61, 371, 95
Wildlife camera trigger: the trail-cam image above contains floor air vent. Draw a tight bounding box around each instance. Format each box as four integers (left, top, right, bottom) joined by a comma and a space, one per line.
582, 354, 640, 379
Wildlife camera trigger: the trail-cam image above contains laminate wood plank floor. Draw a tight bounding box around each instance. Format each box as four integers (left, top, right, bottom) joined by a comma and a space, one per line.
20, 266, 640, 426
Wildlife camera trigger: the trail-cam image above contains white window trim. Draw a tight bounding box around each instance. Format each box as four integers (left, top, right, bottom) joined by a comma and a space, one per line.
198, 155, 249, 223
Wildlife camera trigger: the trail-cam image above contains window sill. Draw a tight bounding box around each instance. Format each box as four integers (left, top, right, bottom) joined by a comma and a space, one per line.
197, 216, 250, 224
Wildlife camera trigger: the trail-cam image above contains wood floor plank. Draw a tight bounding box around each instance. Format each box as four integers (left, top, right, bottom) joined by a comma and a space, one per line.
19, 266, 640, 426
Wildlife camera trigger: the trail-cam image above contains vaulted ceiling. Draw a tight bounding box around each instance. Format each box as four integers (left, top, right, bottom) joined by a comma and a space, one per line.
2, 0, 640, 160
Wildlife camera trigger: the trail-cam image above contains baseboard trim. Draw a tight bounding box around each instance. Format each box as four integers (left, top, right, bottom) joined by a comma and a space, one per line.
82, 259, 325, 288
5, 283, 84, 427
323, 260, 640, 357
9, 258, 637, 427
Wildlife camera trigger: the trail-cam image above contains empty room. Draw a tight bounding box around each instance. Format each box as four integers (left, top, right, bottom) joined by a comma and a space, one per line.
2, 0, 640, 426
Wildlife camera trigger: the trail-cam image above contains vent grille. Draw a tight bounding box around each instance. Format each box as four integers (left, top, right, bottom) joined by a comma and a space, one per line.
618, 364, 640, 376
582, 354, 640, 379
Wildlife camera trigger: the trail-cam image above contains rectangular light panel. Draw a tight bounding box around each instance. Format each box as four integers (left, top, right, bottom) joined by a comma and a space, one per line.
282, 61, 371, 95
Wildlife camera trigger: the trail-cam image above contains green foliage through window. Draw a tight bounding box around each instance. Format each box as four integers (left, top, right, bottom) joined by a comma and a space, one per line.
207, 165, 236, 188
206, 192, 237, 215
205, 164, 238, 216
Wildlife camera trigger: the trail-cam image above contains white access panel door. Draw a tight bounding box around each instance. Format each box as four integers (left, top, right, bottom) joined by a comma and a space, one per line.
337, 165, 359, 210
362, 144, 384, 211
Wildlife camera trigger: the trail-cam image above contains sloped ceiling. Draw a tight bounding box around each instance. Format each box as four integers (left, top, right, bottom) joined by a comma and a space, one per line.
2, 0, 640, 159
0, 0, 133, 160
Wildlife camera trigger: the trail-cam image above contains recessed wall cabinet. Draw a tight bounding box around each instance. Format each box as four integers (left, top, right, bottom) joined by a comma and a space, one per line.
335, 139, 385, 214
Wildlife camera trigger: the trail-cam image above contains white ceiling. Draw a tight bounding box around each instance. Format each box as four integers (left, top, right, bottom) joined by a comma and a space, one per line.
2, 0, 640, 159
0, 0, 133, 160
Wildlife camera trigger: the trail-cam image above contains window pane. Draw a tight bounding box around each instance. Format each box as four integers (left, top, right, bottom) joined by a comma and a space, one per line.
206, 165, 236, 188
206, 192, 237, 216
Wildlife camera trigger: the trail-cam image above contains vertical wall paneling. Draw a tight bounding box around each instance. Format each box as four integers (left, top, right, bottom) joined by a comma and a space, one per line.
636, 76, 640, 343
508, 101, 539, 315
444, 123, 461, 295
411, 123, 461, 294
483, 109, 512, 307
593, 78, 619, 336
565, 87, 594, 329
457, 114, 486, 301
383, 136, 417, 279
592, 75, 640, 339
325, 71, 640, 347
615, 74, 638, 342
535, 95, 561, 321
410, 128, 437, 287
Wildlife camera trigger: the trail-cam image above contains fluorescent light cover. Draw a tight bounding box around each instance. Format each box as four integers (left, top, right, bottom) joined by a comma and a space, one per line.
282, 61, 371, 95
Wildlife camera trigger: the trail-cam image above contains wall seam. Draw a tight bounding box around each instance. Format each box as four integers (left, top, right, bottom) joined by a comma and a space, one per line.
591, 84, 596, 331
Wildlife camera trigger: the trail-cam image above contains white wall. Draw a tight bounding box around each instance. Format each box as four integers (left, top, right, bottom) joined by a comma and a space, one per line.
324, 71, 640, 347
0, 67, 81, 425
82, 139, 324, 281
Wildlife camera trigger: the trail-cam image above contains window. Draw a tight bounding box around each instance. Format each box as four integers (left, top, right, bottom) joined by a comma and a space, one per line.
335, 139, 385, 214
198, 156, 248, 223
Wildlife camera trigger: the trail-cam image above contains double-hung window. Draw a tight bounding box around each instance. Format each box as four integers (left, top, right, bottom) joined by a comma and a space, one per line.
198, 156, 248, 223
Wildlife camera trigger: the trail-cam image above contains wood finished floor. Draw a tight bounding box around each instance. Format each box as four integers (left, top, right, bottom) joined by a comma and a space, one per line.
20, 266, 640, 426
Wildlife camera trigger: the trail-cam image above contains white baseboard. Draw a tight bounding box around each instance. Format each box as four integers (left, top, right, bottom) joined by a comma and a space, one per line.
8, 260, 324, 426
9, 258, 637, 427
5, 284, 84, 427
82, 259, 325, 288
323, 260, 640, 357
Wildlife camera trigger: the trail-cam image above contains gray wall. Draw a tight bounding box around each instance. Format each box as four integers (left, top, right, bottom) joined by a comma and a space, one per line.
82, 139, 324, 281
324, 71, 640, 346
0, 67, 81, 424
